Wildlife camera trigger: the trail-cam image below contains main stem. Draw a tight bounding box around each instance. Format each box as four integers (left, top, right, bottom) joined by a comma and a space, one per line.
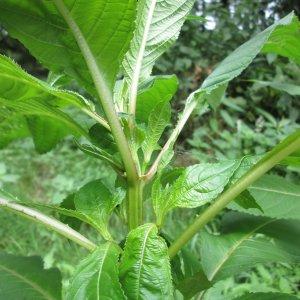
0, 198, 96, 251
168, 130, 300, 258
53, 0, 138, 185
127, 180, 144, 230
54, 0, 141, 228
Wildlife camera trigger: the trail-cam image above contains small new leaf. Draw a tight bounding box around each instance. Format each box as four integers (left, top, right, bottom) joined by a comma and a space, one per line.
74, 180, 125, 240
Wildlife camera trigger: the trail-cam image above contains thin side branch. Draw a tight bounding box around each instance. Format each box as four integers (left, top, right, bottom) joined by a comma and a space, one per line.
168, 130, 300, 258
0, 198, 96, 252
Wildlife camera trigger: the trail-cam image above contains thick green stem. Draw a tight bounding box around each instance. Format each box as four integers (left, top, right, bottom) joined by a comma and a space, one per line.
168, 130, 300, 258
53, 0, 138, 185
0, 198, 96, 251
127, 180, 144, 230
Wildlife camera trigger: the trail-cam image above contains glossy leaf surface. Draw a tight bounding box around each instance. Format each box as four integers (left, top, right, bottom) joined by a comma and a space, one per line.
66, 243, 125, 300
119, 223, 173, 299
152, 160, 240, 225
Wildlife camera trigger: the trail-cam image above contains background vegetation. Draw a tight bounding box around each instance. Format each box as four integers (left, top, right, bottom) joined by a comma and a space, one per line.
0, 0, 299, 298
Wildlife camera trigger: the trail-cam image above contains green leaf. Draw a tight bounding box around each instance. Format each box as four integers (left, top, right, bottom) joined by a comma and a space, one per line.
176, 269, 211, 299
0, 252, 62, 300
202, 13, 299, 91
59, 193, 82, 231
142, 101, 171, 163
152, 160, 240, 225
119, 223, 173, 299
233, 292, 299, 300
261, 15, 300, 64
229, 175, 300, 220
136, 75, 178, 123
0, 190, 102, 233
89, 124, 118, 154
123, 0, 194, 85
0, 0, 136, 93
0, 55, 89, 152
26, 116, 71, 153
0, 182, 124, 239
0, 112, 30, 149
200, 212, 300, 282
251, 80, 300, 96
188, 12, 300, 107
66, 243, 125, 300
74, 180, 125, 240
234, 190, 263, 212
74, 140, 124, 172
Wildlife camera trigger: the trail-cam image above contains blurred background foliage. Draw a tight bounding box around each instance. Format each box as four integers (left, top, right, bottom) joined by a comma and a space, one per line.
0, 0, 299, 298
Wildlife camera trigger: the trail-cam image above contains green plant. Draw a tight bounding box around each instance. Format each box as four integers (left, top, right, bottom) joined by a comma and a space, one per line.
0, 2, 299, 299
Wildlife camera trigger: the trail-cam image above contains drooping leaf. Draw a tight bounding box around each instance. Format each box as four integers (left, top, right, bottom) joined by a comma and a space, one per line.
66, 243, 125, 300
152, 160, 240, 225
200, 212, 300, 282
119, 223, 173, 299
142, 101, 171, 163
229, 175, 300, 220
0, 55, 90, 152
188, 12, 300, 108
0, 0, 136, 93
136, 75, 178, 123
74, 180, 125, 240
0, 252, 62, 300
251, 80, 300, 96
123, 0, 194, 85
233, 292, 299, 300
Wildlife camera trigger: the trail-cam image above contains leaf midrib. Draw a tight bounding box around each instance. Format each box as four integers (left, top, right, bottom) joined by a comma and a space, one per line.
96, 243, 110, 300
208, 219, 275, 281
0, 264, 56, 300
249, 186, 300, 197
136, 225, 155, 298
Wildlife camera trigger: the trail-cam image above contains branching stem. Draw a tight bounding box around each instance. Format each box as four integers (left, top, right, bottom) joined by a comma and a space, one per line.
168, 130, 300, 258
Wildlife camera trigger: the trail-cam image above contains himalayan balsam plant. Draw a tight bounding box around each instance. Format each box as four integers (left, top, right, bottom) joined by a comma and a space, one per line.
0, 1, 299, 299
